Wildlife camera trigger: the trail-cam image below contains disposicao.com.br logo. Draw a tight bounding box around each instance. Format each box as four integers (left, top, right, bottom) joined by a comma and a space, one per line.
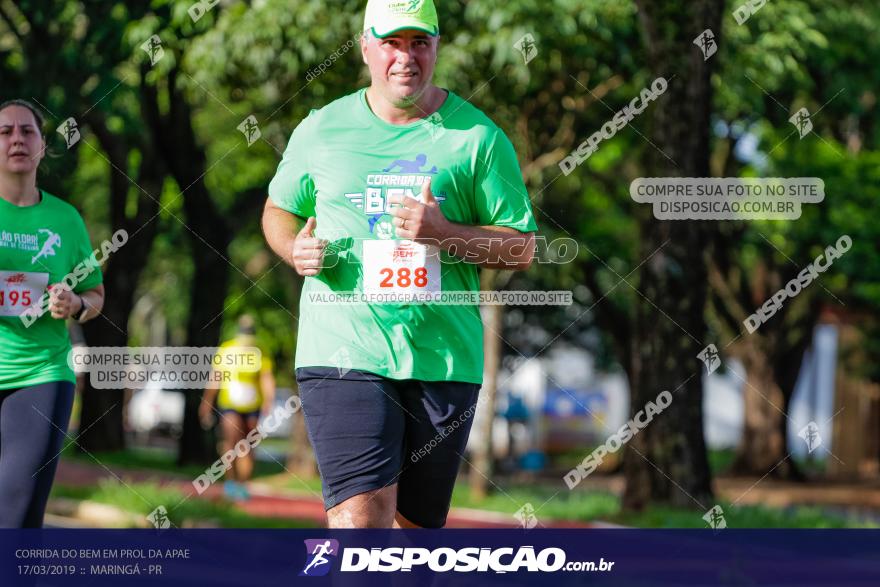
299, 539, 614, 575
300, 539, 339, 577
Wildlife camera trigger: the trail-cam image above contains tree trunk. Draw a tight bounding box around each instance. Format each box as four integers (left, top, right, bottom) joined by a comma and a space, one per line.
77, 307, 128, 452
731, 345, 786, 472
470, 269, 502, 500
78, 108, 162, 452
731, 309, 816, 479
284, 273, 317, 477
177, 214, 233, 465
623, 0, 721, 510
147, 70, 235, 465
708, 226, 822, 480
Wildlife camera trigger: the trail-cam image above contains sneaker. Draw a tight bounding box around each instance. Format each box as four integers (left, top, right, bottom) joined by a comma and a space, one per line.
223, 481, 241, 500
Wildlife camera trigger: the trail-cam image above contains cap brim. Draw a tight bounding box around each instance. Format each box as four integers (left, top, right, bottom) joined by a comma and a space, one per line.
370, 23, 438, 38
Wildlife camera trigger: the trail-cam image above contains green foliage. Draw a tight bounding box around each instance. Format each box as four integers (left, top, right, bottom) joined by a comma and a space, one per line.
3, 1, 880, 495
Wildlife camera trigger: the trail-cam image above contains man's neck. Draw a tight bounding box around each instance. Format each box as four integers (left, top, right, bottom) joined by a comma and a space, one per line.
366, 85, 446, 125
0, 173, 39, 206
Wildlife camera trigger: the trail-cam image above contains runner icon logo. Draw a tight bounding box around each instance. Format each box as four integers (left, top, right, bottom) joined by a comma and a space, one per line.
300, 539, 340, 577
31, 229, 61, 264
693, 29, 717, 61
697, 344, 721, 374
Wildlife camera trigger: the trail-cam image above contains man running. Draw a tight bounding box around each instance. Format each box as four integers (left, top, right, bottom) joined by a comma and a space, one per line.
262, 0, 536, 528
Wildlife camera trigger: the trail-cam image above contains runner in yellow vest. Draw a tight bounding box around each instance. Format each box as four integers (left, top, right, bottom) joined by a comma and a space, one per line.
199, 315, 275, 500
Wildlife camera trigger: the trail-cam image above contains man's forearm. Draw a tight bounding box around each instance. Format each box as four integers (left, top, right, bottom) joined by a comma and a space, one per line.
263, 198, 533, 271
262, 201, 299, 267
431, 224, 535, 270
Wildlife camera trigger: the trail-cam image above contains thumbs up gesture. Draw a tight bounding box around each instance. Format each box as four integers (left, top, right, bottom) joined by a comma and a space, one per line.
388, 178, 449, 241
292, 216, 327, 276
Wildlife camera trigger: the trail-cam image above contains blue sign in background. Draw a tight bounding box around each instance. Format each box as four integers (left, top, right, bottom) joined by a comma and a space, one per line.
0, 529, 877, 586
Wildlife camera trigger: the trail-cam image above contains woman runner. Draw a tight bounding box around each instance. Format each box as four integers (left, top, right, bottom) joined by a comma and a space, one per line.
0, 99, 106, 527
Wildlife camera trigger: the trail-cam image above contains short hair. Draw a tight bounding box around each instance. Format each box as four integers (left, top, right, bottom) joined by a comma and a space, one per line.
237, 314, 256, 336
0, 99, 45, 136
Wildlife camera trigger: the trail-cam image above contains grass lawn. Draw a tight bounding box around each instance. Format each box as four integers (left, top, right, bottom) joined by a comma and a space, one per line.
59, 442, 291, 480
53, 444, 320, 528
49, 479, 320, 529
452, 483, 878, 528
56, 446, 877, 529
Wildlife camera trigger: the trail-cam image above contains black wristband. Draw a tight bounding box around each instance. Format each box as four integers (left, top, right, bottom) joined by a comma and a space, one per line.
71, 294, 86, 321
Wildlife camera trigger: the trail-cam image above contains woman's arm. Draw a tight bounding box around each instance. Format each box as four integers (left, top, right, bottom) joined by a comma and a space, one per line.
48, 284, 105, 322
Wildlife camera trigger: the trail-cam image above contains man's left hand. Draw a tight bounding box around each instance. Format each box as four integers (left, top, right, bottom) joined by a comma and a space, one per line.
388, 179, 450, 241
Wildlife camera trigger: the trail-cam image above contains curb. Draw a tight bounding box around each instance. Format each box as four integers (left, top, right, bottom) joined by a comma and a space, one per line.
46, 498, 222, 529
46, 498, 149, 528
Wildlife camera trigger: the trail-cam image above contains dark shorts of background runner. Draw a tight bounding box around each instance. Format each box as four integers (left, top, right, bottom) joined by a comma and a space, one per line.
219, 407, 261, 420
295, 367, 481, 529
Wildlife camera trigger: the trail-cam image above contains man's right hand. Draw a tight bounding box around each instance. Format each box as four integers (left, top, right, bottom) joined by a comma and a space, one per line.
292, 217, 327, 276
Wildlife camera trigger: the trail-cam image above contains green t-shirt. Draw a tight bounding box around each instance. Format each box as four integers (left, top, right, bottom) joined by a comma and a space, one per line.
269, 88, 536, 384
0, 191, 103, 390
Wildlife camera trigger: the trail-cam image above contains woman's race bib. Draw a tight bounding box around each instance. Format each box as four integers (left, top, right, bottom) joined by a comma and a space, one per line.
0, 270, 48, 317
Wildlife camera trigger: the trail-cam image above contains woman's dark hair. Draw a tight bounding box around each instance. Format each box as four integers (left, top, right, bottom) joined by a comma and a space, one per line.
0, 99, 45, 136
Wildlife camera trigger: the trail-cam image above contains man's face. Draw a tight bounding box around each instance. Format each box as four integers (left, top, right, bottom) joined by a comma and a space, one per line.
361, 28, 439, 107
0, 105, 44, 175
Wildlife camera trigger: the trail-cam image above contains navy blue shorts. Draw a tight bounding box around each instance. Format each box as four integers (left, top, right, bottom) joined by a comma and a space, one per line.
219, 407, 261, 420
295, 367, 480, 528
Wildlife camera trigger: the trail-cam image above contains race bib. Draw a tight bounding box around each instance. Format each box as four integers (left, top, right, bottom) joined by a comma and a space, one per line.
363, 240, 441, 301
0, 270, 48, 317
227, 381, 258, 407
